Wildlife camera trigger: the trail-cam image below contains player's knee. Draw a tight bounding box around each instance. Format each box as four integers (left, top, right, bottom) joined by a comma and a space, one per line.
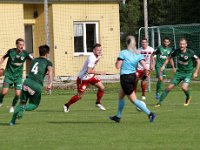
1, 91, 8, 95
182, 86, 188, 91
99, 86, 105, 91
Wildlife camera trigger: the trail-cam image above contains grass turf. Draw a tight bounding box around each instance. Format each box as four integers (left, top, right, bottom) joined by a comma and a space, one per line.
0, 83, 200, 150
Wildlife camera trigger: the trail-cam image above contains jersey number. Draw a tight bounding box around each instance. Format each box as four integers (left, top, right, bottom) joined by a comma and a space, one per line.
31, 62, 39, 74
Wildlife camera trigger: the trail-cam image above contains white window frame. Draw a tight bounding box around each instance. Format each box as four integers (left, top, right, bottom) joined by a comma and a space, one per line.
73, 22, 99, 56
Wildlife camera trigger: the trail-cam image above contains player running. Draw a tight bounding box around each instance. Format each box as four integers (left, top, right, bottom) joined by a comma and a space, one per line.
63, 43, 106, 112
0, 38, 33, 113
155, 38, 200, 107
109, 36, 156, 123
135, 37, 154, 100
150, 37, 176, 100
9, 45, 53, 125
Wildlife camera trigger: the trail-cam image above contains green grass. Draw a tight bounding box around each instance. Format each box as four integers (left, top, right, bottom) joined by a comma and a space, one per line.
1, 83, 200, 150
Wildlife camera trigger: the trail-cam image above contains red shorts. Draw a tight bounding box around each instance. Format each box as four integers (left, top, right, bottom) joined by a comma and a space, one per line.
136, 70, 150, 80
77, 76, 100, 93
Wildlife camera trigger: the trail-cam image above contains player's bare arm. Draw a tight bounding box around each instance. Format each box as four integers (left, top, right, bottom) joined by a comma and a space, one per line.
87, 67, 106, 75
193, 58, 200, 78
140, 59, 148, 75
169, 58, 176, 73
150, 53, 156, 70
0, 57, 5, 67
47, 66, 53, 89
115, 59, 123, 70
160, 56, 171, 72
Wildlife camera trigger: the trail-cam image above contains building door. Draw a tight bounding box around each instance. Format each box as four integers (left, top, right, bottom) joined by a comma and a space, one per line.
25, 25, 34, 75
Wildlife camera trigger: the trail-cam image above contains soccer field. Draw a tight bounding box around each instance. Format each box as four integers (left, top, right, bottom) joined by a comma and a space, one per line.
0, 83, 200, 150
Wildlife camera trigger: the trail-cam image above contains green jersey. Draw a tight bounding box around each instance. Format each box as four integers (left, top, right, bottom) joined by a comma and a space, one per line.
154, 46, 173, 67
171, 48, 198, 73
27, 57, 53, 86
3, 48, 33, 78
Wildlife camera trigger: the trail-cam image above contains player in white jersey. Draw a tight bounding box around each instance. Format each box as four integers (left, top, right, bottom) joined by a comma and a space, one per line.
63, 44, 106, 112
135, 38, 154, 100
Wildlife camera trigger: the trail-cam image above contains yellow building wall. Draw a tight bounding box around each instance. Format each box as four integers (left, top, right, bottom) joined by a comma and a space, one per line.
23, 4, 54, 65
0, 4, 24, 76
52, 3, 120, 76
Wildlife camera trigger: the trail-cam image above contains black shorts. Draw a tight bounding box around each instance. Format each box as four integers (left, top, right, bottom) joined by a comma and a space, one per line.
120, 73, 136, 95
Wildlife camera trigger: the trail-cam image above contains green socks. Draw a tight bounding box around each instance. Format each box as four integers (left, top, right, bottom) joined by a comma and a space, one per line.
12, 96, 20, 107
184, 90, 190, 100
156, 81, 162, 94
159, 89, 169, 103
0, 94, 5, 104
25, 104, 37, 111
10, 105, 25, 124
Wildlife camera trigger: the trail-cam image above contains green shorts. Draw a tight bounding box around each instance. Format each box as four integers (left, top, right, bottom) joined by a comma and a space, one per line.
3, 76, 22, 90
155, 67, 166, 78
171, 71, 193, 86
20, 79, 43, 106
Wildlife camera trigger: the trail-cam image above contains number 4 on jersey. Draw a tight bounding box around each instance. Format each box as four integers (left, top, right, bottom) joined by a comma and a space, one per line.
31, 62, 39, 74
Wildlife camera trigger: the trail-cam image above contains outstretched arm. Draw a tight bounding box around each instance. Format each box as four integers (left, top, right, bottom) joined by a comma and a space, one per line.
150, 53, 156, 70
160, 56, 172, 72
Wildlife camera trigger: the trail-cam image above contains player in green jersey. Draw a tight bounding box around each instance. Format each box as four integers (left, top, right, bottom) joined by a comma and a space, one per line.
0, 38, 33, 113
150, 37, 176, 99
9, 45, 53, 125
155, 38, 200, 107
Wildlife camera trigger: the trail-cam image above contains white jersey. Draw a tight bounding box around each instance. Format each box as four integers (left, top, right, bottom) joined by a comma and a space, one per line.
137, 46, 154, 70
78, 53, 101, 80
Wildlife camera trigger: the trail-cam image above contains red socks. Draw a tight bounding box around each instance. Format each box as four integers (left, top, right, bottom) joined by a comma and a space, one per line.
96, 90, 104, 104
66, 95, 81, 106
141, 81, 146, 96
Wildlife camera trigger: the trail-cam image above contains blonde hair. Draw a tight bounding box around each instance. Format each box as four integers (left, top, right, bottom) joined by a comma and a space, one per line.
126, 35, 138, 54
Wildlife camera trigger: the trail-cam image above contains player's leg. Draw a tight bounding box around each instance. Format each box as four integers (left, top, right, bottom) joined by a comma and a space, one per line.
9, 77, 23, 112
0, 88, 9, 106
0, 77, 12, 106
182, 74, 192, 106
155, 67, 163, 99
155, 73, 181, 107
64, 78, 86, 112
128, 91, 156, 122
9, 89, 21, 113
109, 88, 125, 122
10, 90, 28, 125
93, 81, 106, 110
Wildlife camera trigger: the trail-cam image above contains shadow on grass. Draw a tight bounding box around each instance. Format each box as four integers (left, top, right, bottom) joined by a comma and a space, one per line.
47, 121, 115, 124
36, 109, 63, 113
0, 122, 9, 126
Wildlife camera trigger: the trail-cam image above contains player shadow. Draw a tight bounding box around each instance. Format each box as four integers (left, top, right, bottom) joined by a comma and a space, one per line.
47, 121, 114, 124
36, 109, 63, 113
0, 122, 9, 126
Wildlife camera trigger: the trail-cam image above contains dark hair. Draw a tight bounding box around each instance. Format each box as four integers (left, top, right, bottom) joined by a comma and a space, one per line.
163, 37, 170, 41
39, 45, 50, 56
179, 38, 187, 43
16, 38, 24, 45
141, 37, 148, 41
93, 43, 101, 50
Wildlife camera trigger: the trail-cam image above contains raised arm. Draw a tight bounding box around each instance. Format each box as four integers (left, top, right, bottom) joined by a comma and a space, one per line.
87, 67, 106, 75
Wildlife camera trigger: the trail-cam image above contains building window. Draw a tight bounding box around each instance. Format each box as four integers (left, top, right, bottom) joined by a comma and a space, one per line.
74, 22, 99, 56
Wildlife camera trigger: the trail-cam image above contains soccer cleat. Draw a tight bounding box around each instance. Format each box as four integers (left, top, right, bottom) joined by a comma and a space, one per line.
9, 106, 15, 113
155, 102, 161, 107
96, 103, 106, 111
0, 103, 3, 107
109, 116, 120, 123
148, 112, 156, 122
9, 121, 16, 126
184, 96, 191, 106
63, 105, 69, 112
155, 93, 160, 100
142, 96, 146, 100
